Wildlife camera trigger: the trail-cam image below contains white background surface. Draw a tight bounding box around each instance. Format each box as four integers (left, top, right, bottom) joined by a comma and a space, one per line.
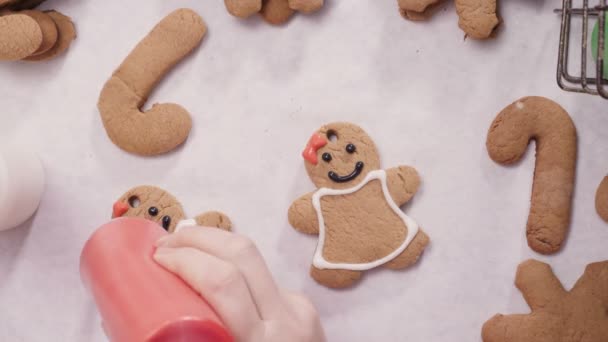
1, 0, 608, 341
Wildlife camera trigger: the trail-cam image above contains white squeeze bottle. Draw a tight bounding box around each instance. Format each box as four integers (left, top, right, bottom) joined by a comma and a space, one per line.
0, 143, 45, 231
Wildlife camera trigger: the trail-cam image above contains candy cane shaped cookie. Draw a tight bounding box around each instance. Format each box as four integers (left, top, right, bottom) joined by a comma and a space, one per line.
486, 96, 577, 254
98, 9, 206, 156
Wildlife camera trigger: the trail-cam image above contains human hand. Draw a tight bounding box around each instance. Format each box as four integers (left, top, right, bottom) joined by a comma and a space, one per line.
153, 226, 326, 342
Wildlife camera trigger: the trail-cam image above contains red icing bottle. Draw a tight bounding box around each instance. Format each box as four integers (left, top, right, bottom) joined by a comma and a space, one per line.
80, 217, 233, 342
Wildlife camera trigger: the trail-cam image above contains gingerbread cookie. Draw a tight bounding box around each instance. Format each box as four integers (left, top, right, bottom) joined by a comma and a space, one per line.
24, 10, 75, 61
112, 185, 231, 233
482, 259, 608, 342
0, 1, 75, 62
595, 176, 608, 222
455, 0, 499, 39
20, 10, 57, 56
0, 13, 42, 60
225, 0, 322, 25
486, 97, 577, 255
397, 0, 440, 14
224, 0, 262, 18
289, 122, 429, 288
398, 0, 499, 39
98, 9, 205, 156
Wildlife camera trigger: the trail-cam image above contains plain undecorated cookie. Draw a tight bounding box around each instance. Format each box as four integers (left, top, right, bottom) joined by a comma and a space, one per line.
98, 9, 205, 156
260, 0, 294, 25
24, 10, 75, 61
288, 0, 323, 13
21, 10, 57, 56
482, 259, 608, 342
595, 176, 608, 222
455, 0, 499, 39
486, 96, 576, 255
398, 0, 440, 13
224, 0, 262, 18
0, 13, 42, 61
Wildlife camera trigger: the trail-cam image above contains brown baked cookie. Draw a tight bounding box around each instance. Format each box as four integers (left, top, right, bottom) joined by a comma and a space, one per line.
289, 122, 429, 288
595, 176, 608, 222
21, 10, 57, 56
260, 0, 294, 25
482, 259, 608, 342
24, 10, 75, 61
112, 185, 232, 233
288, 0, 323, 13
0, 13, 42, 61
397, 0, 440, 14
6, 0, 47, 11
98, 9, 205, 156
224, 0, 262, 18
455, 0, 499, 39
486, 97, 577, 255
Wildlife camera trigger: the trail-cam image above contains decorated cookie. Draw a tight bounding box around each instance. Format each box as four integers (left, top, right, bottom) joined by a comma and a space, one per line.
482, 259, 608, 342
289, 122, 430, 288
398, 0, 499, 39
112, 185, 231, 233
595, 176, 608, 222
225, 0, 323, 25
98, 9, 205, 156
486, 96, 577, 255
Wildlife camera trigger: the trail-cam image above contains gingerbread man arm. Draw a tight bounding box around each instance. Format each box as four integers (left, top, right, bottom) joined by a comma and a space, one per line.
571, 261, 608, 304
515, 259, 566, 310
195, 211, 232, 231
288, 192, 319, 235
386, 166, 421, 207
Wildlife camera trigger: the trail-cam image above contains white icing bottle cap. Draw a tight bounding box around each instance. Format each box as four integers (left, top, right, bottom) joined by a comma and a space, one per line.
0, 144, 45, 231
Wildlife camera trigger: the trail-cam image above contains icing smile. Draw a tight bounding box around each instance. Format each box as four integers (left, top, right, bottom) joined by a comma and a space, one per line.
328, 162, 364, 183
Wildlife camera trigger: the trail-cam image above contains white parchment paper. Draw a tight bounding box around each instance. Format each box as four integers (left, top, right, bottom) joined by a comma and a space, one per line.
1, 1, 608, 341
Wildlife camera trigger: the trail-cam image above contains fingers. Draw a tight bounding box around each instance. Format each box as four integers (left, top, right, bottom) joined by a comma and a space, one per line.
156, 227, 286, 319
515, 259, 565, 310
153, 246, 262, 341
282, 291, 326, 342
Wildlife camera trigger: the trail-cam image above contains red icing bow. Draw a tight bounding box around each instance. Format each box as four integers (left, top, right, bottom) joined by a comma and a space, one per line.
302, 133, 327, 165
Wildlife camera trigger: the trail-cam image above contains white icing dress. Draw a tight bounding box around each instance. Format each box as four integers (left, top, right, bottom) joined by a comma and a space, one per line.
311, 169, 419, 271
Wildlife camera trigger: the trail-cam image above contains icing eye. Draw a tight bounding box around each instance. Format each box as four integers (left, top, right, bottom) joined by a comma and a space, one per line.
346, 143, 356, 154
322, 152, 332, 162
148, 207, 159, 216
161, 216, 171, 231
128, 196, 140, 208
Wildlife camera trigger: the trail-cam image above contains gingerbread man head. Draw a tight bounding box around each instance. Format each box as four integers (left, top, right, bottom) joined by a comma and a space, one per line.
111, 185, 232, 233
302, 122, 380, 189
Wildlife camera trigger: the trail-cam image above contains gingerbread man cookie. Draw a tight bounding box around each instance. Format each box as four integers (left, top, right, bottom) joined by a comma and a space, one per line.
225, 0, 323, 25
398, 0, 499, 39
112, 185, 231, 233
289, 122, 430, 288
482, 259, 608, 342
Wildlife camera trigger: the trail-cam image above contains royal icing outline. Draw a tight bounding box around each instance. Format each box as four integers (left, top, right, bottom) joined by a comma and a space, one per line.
174, 218, 197, 233
311, 169, 420, 271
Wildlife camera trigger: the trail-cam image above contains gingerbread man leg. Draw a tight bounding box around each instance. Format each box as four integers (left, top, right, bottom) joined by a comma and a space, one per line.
384, 229, 429, 270
310, 266, 362, 289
